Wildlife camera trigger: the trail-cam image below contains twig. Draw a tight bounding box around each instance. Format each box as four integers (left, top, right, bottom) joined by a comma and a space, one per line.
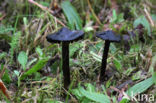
0, 13, 6, 21
28, 0, 66, 27
143, 5, 155, 27
28, 0, 54, 14
87, 0, 102, 25
41, 23, 51, 43
0, 65, 6, 79
0, 79, 10, 100
0, 66, 11, 100
34, 19, 44, 45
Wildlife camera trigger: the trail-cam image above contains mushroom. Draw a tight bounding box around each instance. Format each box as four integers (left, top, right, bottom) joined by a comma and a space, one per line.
96, 30, 121, 82
46, 27, 84, 90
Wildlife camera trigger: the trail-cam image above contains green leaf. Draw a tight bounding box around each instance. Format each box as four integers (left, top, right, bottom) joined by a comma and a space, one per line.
61, 0, 82, 30
0, 25, 14, 34
14, 70, 20, 76
20, 59, 48, 80
112, 9, 117, 22
36, 47, 43, 59
84, 27, 94, 32
130, 44, 140, 53
151, 14, 156, 21
79, 87, 110, 103
10, 32, 21, 64
2, 70, 12, 83
23, 17, 28, 26
39, 1, 49, 7
44, 99, 63, 103
0, 34, 12, 42
111, 9, 124, 23
18, 51, 28, 70
132, 71, 142, 81
72, 88, 83, 100
0, 52, 7, 60
152, 72, 156, 85
90, 51, 102, 62
117, 13, 124, 22
113, 58, 122, 71
119, 98, 129, 103
134, 16, 150, 33
70, 43, 83, 57
1, 64, 11, 83
126, 77, 154, 97
85, 83, 96, 92
133, 14, 156, 36
149, 55, 156, 74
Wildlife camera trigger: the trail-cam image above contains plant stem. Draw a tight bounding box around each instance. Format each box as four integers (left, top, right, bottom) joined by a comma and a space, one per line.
62, 42, 70, 90
100, 40, 110, 82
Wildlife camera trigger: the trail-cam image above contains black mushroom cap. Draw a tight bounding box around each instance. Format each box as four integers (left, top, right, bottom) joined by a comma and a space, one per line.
96, 30, 121, 42
46, 27, 84, 43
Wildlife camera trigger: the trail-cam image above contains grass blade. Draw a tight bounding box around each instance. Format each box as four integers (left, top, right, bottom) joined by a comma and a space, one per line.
20, 59, 48, 80
126, 77, 154, 97
61, 0, 82, 30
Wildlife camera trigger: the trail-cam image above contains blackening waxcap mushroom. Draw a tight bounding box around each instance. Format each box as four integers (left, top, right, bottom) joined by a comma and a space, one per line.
96, 30, 121, 42
96, 30, 121, 82
46, 27, 84, 43
46, 27, 84, 91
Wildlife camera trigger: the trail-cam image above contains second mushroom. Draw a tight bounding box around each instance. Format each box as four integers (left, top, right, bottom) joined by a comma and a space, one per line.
96, 30, 121, 82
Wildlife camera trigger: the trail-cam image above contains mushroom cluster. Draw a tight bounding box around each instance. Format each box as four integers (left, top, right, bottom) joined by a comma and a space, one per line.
46, 27, 121, 90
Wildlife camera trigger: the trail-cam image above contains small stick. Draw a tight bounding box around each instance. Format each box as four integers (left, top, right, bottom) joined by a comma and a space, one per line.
0, 79, 10, 100
0, 13, 6, 21
28, 0, 54, 14
0, 65, 6, 78
28, 0, 66, 27
143, 5, 155, 27
0, 66, 11, 100
87, 0, 102, 25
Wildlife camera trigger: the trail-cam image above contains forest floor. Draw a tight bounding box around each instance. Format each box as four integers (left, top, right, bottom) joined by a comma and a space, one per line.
0, 0, 156, 103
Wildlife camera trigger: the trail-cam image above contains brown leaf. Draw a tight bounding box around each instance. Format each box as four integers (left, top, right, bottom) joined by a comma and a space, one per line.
0, 79, 10, 100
